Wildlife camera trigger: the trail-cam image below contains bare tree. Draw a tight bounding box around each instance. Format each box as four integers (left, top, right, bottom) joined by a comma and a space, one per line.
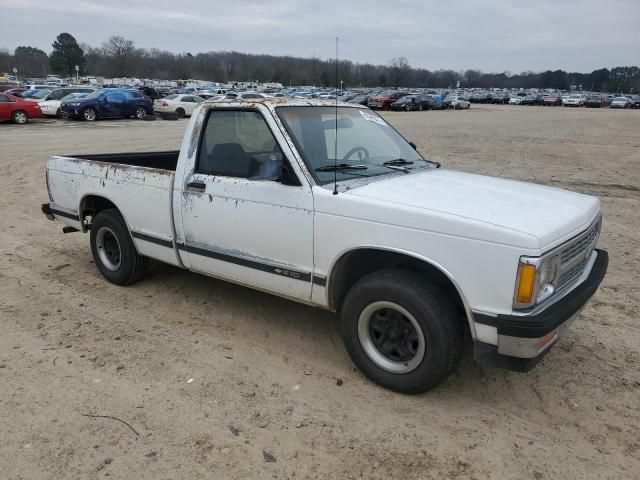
388, 57, 410, 87
102, 35, 135, 76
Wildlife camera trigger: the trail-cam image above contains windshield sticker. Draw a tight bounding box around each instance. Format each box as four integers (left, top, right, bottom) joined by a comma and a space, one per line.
359, 110, 387, 126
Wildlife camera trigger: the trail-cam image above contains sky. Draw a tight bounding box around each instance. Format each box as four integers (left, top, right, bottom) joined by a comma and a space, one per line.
0, 0, 638, 73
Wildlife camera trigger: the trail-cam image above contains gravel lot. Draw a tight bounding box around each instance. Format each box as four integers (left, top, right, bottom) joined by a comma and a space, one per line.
1, 105, 639, 479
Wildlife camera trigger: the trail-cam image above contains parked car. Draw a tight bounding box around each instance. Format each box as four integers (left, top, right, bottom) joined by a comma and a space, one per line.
3, 88, 26, 97
562, 94, 586, 107
492, 92, 510, 104
60, 89, 153, 121
224, 92, 268, 100
24, 84, 53, 91
367, 91, 405, 109
585, 94, 608, 108
42, 98, 608, 394
389, 95, 433, 111
347, 94, 370, 105
632, 95, 640, 109
522, 94, 544, 106
0, 93, 43, 124
508, 96, 524, 105
40, 92, 91, 117
0, 82, 20, 92
154, 94, 204, 118
542, 94, 562, 106
138, 86, 164, 101
21, 89, 51, 100
30, 86, 96, 104
610, 96, 633, 109
443, 95, 471, 109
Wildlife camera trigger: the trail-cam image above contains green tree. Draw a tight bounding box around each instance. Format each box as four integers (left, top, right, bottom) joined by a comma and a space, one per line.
50, 33, 85, 76
13, 46, 49, 77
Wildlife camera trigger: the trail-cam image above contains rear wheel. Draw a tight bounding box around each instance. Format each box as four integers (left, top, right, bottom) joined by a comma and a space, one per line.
83, 108, 97, 121
340, 269, 462, 394
135, 106, 146, 119
11, 110, 28, 124
90, 209, 148, 285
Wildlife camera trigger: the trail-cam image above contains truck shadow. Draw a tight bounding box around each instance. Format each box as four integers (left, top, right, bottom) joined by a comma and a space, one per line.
143, 260, 574, 401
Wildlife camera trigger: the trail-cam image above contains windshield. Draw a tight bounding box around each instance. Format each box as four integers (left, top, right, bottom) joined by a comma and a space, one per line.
33, 89, 52, 99
60, 93, 88, 101
277, 106, 427, 185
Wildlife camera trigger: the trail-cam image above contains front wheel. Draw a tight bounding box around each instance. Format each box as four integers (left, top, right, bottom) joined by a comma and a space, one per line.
83, 107, 97, 121
90, 209, 148, 285
135, 106, 147, 119
11, 110, 28, 124
340, 270, 462, 394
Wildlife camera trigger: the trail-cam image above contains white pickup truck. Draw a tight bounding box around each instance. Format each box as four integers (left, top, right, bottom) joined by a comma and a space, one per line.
42, 99, 608, 393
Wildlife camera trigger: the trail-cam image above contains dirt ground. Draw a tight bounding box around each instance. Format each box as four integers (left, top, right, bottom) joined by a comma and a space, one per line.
1, 105, 638, 480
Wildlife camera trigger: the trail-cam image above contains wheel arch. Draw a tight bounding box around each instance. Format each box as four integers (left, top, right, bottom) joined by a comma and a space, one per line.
78, 194, 127, 232
326, 246, 477, 340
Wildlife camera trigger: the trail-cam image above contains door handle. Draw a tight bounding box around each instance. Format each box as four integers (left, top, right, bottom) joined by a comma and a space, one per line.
187, 181, 206, 191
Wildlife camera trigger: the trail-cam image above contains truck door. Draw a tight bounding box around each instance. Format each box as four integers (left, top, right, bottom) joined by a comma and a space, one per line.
176, 107, 314, 300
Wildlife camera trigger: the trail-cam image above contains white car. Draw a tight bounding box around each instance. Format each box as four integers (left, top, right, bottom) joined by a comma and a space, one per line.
154, 94, 204, 118
444, 96, 471, 109
40, 92, 91, 117
508, 96, 524, 105
562, 94, 585, 107
42, 99, 607, 394
610, 96, 633, 109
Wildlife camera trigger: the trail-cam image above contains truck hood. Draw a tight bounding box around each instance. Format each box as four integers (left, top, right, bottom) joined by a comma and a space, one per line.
345, 169, 600, 251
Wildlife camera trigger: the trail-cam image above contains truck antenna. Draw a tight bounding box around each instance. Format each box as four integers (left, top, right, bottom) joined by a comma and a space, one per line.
333, 36, 339, 195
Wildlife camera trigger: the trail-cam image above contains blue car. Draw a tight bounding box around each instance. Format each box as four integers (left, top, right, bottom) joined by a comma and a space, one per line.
60, 88, 153, 121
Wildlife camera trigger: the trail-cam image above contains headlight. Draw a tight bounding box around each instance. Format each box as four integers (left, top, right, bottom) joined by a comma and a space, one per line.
513, 254, 561, 309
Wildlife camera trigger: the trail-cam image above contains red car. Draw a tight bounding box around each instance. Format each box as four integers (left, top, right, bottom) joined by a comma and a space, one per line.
0, 93, 43, 124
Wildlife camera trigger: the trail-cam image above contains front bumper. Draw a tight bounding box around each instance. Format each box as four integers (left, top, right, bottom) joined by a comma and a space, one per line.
473, 249, 608, 372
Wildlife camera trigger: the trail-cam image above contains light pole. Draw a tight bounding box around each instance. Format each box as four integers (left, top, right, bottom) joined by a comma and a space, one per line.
75, 65, 79, 85
12, 66, 17, 83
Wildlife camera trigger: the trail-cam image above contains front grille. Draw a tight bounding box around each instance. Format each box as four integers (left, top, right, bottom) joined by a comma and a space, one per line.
555, 217, 601, 294
560, 218, 601, 267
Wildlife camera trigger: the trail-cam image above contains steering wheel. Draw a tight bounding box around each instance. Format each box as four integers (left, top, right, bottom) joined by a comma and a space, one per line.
341, 146, 370, 163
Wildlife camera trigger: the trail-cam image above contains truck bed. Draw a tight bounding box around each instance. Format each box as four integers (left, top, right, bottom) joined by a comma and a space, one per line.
46, 151, 182, 267
67, 150, 180, 171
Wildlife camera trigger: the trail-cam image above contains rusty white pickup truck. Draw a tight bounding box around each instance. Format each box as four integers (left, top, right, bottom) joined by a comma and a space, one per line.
42, 99, 608, 393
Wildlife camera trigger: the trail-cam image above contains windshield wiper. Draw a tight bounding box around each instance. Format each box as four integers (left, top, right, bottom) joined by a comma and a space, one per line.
315, 163, 368, 172
383, 158, 414, 166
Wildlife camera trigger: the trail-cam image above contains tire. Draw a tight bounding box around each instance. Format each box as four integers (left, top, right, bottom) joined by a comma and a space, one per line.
405, 104, 410, 112
11, 110, 28, 124
83, 108, 97, 121
175, 108, 185, 119
135, 106, 147, 119
340, 269, 462, 394
55, 108, 62, 118
90, 209, 149, 285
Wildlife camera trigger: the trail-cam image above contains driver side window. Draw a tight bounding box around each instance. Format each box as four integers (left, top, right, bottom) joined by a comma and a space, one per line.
196, 110, 283, 180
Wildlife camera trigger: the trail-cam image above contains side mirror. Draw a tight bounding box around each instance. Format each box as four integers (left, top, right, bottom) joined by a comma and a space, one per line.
409, 141, 417, 150
248, 153, 284, 181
